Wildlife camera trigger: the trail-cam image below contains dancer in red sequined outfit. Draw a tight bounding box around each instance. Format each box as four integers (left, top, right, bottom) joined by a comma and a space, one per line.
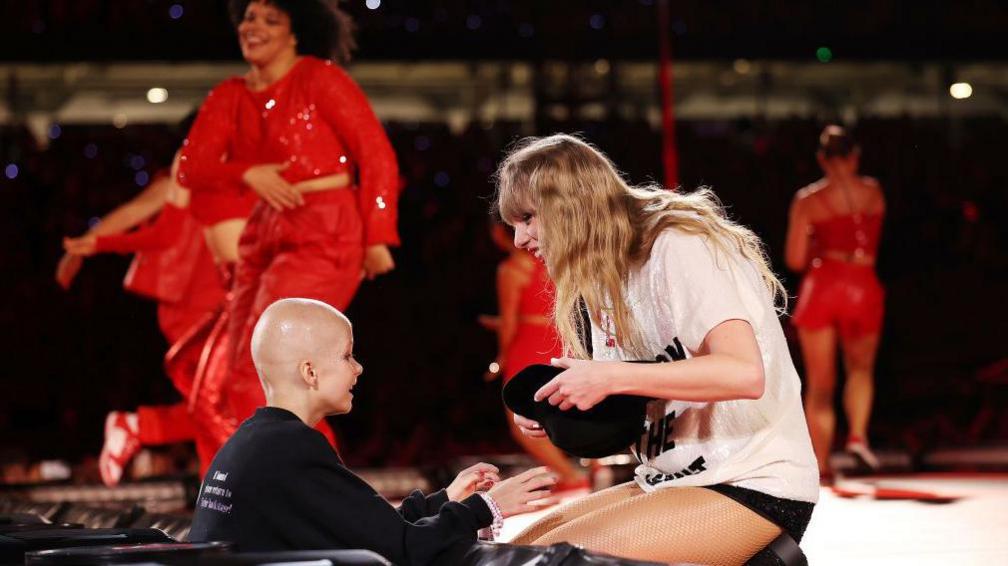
177, 0, 399, 442
785, 125, 886, 481
61, 160, 231, 483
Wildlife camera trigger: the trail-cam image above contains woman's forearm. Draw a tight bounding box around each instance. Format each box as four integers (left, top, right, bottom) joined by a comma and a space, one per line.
86, 179, 169, 236
89, 203, 157, 236
609, 355, 765, 402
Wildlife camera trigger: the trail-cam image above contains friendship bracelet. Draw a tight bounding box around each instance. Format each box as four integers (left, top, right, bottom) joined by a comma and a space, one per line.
476, 491, 503, 541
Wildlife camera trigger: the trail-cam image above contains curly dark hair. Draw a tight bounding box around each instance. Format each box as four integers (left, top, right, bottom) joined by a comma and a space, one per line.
228, 0, 357, 65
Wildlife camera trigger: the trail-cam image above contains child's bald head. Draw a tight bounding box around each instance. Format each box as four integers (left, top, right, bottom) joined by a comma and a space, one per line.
251, 298, 361, 420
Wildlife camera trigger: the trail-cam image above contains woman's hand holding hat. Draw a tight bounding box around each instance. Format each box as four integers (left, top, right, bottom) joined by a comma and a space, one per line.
504, 362, 652, 458
534, 357, 616, 411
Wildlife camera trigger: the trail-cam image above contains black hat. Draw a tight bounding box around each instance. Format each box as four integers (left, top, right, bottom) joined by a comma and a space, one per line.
502, 364, 651, 459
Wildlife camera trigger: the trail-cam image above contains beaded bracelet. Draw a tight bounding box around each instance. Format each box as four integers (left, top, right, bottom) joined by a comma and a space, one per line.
476, 491, 504, 541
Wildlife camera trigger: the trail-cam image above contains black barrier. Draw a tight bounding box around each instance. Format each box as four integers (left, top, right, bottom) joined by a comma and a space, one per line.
0, 497, 804, 565
26, 542, 232, 565
0, 528, 174, 564
196, 549, 391, 565
460, 542, 665, 566
57, 505, 142, 530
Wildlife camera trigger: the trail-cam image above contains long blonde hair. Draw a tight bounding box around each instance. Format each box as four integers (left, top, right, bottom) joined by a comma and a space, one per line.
494, 134, 785, 359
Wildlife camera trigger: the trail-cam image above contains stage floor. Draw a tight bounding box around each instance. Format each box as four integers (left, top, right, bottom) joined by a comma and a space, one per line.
500, 473, 1008, 565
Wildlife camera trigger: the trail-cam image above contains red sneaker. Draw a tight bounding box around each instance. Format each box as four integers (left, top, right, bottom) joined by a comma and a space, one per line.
99, 411, 141, 487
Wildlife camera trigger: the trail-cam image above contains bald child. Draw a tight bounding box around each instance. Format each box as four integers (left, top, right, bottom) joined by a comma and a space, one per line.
188, 299, 556, 563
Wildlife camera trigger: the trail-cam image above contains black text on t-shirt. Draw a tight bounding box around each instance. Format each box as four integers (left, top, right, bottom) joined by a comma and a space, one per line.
654, 337, 687, 363
634, 410, 677, 461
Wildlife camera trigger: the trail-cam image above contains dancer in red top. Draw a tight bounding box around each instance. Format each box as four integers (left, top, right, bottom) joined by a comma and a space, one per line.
61, 159, 229, 483
485, 224, 587, 490
785, 125, 886, 481
176, 0, 399, 437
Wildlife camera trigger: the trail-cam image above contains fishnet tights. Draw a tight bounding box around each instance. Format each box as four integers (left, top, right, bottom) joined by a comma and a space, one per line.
510, 482, 781, 566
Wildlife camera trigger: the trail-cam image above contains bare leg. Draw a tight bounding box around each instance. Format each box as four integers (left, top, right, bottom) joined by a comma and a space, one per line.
798, 326, 839, 476
840, 333, 880, 441
530, 486, 781, 566
510, 482, 639, 544
506, 409, 582, 484
839, 331, 882, 469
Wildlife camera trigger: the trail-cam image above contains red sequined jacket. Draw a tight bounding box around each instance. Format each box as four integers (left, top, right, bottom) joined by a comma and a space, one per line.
177, 56, 400, 246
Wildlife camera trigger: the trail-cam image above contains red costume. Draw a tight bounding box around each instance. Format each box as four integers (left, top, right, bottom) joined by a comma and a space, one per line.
503, 256, 561, 381
177, 56, 399, 442
95, 192, 229, 472
791, 202, 885, 340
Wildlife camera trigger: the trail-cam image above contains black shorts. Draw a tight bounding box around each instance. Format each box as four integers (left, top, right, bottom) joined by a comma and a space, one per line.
704, 484, 815, 542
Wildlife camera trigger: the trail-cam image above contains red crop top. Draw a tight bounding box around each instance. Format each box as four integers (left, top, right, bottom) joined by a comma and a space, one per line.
810, 213, 883, 258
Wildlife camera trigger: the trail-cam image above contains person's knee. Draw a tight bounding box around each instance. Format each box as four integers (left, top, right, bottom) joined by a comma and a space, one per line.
843, 346, 878, 376
846, 358, 874, 376
799, 347, 837, 387
805, 381, 835, 408
802, 370, 834, 400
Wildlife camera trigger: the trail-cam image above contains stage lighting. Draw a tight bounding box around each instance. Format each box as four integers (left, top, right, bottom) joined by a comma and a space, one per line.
949, 82, 973, 99
147, 87, 168, 104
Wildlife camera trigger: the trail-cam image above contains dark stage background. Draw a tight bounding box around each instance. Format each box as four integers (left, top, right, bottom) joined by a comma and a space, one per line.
1, 1, 1007, 478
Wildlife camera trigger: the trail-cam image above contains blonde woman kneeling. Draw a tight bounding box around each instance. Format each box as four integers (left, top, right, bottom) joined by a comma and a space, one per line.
494, 134, 818, 566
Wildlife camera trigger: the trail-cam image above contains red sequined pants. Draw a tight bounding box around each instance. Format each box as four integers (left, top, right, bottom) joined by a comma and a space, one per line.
135, 298, 227, 476
228, 190, 365, 448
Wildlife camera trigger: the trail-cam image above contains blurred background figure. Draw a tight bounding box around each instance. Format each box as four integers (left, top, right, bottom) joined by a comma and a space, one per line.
483, 222, 588, 492
60, 143, 228, 484
786, 126, 886, 482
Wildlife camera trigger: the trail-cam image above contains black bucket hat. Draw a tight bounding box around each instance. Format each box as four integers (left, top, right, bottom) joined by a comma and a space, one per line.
502, 364, 652, 458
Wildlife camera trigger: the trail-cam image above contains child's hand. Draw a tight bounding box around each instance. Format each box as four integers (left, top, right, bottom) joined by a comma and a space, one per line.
487, 467, 558, 517
446, 462, 500, 501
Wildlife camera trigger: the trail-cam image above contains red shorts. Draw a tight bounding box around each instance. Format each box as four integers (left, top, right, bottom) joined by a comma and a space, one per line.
792, 258, 884, 340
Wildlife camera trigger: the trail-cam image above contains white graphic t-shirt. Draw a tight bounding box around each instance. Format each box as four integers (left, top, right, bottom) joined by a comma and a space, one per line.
591, 228, 819, 503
